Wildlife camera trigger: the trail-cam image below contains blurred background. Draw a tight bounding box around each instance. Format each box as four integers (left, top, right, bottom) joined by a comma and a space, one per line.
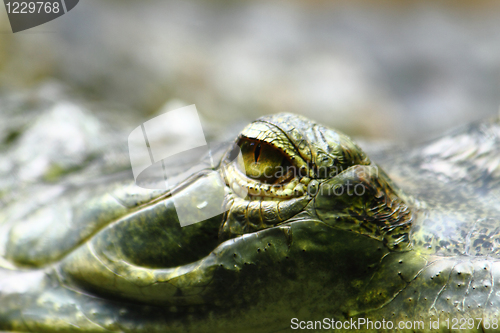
0, 0, 499, 209
1, 0, 500, 154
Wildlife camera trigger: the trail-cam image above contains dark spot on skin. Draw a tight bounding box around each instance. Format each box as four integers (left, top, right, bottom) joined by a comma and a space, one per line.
439, 240, 450, 248
473, 239, 483, 247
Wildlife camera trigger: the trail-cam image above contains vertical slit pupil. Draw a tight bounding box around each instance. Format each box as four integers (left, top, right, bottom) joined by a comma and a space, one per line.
254, 143, 262, 163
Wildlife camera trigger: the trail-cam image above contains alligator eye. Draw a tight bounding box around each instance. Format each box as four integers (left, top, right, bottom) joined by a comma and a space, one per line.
235, 138, 294, 184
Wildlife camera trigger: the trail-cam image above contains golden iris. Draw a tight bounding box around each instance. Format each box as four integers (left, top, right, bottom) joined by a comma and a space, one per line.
236, 138, 294, 184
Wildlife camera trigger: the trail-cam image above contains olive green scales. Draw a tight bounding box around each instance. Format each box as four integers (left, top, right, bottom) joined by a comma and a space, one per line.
0, 113, 499, 332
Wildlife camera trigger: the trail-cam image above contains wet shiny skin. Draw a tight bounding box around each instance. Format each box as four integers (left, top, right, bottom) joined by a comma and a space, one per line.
0, 113, 499, 332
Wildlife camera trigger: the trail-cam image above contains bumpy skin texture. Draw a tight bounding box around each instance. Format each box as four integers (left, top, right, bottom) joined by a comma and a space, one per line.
0, 113, 499, 332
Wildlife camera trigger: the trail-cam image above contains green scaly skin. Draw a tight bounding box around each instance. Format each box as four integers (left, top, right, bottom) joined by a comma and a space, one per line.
0, 113, 499, 332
